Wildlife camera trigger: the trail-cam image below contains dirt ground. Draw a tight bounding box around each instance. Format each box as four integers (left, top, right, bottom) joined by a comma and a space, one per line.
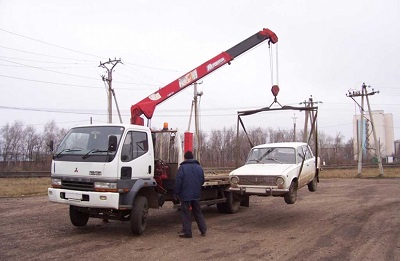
0, 178, 399, 261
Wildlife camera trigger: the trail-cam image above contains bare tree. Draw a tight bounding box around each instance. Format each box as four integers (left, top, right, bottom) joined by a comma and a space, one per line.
23, 125, 41, 162
208, 129, 223, 167
0, 123, 11, 162
248, 127, 267, 145
333, 132, 344, 164
0, 119, 356, 170
343, 138, 354, 164
7, 121, 24, 161
267, 127, 293, 143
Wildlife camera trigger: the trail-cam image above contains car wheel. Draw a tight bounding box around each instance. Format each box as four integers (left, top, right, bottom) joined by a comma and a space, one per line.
130, 196, 148, 235
284, 180, 298, 204
308, 173, 318, 192
69, 205, 89, 227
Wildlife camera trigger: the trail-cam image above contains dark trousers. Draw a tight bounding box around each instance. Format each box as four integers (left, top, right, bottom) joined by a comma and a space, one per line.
180, 200, 207, 236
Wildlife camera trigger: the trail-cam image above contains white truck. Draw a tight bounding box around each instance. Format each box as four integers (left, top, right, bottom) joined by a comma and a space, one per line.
229, 142, 320, 204
48, 124, 241, 235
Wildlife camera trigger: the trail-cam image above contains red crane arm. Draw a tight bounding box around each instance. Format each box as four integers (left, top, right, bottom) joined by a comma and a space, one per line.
130, 28, 278, 125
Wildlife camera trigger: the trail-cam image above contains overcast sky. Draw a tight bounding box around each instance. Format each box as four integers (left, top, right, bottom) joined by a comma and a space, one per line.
0, 0, 399, 141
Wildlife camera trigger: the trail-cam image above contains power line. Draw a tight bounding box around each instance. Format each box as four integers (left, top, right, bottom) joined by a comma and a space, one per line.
0, 55, 94, 65
0, 58, 100, 80
0, 74, 157, 90
0, 105, 106, 115
0, 74, 102, 89
0, 45, 97, 62
0, 28, 105, 59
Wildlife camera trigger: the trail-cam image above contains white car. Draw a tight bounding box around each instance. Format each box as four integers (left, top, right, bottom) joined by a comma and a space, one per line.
229, 142, 320, 204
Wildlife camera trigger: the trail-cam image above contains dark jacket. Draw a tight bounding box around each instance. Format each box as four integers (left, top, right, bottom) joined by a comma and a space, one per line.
174, 159, 205, 201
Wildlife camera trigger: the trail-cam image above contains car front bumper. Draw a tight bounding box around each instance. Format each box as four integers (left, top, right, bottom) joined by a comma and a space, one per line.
229, 186, 289, 196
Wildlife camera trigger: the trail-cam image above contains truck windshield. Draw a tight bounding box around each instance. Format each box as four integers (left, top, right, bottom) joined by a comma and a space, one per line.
55, 126, 124, 160
246, 147, 296, 164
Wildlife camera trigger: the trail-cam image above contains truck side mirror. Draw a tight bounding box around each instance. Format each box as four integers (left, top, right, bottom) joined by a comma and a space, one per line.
108, 135, 117, 152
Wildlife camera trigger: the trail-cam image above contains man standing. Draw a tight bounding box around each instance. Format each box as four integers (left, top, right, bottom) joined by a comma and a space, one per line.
174, 151, 207, 238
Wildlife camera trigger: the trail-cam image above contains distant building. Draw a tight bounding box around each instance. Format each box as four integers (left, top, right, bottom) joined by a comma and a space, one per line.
353, 110, 394, 160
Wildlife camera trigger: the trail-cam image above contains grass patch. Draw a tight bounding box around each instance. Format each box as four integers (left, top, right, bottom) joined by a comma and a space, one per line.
0, 177, 51, 198
320, 167, 400, 179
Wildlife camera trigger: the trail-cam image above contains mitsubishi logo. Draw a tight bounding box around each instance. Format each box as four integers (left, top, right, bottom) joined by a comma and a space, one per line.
74, 168, 78, 173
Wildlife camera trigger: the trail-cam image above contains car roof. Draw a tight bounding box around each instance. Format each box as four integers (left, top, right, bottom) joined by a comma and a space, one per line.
252, 142, 307, 149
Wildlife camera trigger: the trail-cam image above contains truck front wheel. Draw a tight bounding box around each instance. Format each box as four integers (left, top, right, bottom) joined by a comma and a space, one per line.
130, 196, 149, 235
69, 206, 89, 227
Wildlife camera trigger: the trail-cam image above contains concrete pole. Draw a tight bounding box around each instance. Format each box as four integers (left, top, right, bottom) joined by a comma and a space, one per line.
107, 69, 112, 123
365, 87, 384, 177
357, 92, 364, 177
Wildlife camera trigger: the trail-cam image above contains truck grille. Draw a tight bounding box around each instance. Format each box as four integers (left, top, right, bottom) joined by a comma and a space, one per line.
62, 180, 94, 191
237, 175, 276, 186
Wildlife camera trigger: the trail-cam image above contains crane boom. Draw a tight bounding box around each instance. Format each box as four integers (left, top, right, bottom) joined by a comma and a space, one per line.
130, 28, 278, 125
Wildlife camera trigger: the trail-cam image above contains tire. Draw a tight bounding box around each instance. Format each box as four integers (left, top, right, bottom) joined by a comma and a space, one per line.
216, 191, 240, 214
69, 206, 89, 227
284, 180, 298, 204
130, 196, 149, 235
308, 173, 318, 192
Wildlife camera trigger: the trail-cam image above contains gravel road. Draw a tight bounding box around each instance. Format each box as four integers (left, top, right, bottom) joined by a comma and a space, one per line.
0, 178, 399, 261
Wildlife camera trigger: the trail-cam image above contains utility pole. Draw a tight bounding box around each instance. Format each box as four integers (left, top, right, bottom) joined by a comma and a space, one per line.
346, 83, 384, 177
99, 58, 122, 123
299, 96, 322, 142
292, 113, 297, 142
187, 82, 203, 160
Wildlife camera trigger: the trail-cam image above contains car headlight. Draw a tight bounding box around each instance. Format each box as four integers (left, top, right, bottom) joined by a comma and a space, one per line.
51, 178, 62, 188
230, 176, 239, 187
94, 182, 117, 192
276, 177, 285, 187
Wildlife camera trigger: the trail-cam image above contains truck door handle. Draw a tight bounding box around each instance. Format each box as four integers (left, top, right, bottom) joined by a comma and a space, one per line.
148, 165, 151, 174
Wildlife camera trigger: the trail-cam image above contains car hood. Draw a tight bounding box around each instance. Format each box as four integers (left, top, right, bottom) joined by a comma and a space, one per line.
229, 164, 294, 176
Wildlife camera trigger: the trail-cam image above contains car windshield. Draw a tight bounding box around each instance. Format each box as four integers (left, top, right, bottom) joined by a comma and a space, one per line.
246, 147, 296, 164
55, 126, 124, 156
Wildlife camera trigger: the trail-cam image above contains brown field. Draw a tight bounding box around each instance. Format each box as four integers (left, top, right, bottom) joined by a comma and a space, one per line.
1, 178, 399, 260
0, 166, 398, 198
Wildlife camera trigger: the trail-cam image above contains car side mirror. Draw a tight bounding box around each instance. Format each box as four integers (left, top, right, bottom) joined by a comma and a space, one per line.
108, 135, 117, 152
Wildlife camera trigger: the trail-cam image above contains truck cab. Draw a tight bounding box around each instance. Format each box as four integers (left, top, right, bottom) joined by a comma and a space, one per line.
48, 124, 162, 234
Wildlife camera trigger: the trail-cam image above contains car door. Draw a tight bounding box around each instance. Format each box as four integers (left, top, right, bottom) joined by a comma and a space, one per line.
297, 145, 314, 187
302, 145, 315, 183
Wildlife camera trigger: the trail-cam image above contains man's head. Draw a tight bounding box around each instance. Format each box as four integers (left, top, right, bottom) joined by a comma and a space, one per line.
184, 151, 194, 159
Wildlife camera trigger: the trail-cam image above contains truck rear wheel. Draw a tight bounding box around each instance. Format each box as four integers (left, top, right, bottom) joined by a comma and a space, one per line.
69, 206, 89, 227
130, 196, 148, 235
216, 191, 240, 214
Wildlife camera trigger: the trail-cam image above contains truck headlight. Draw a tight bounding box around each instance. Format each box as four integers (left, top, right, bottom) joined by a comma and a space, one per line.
230, 176, 239, 187
94, 182, 117, 192
51, 178, 62, 188
276, 177, 285, 186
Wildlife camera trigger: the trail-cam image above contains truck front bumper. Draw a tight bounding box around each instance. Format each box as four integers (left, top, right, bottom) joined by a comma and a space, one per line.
229, 186, 288, 196
48, 188, 120, 209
